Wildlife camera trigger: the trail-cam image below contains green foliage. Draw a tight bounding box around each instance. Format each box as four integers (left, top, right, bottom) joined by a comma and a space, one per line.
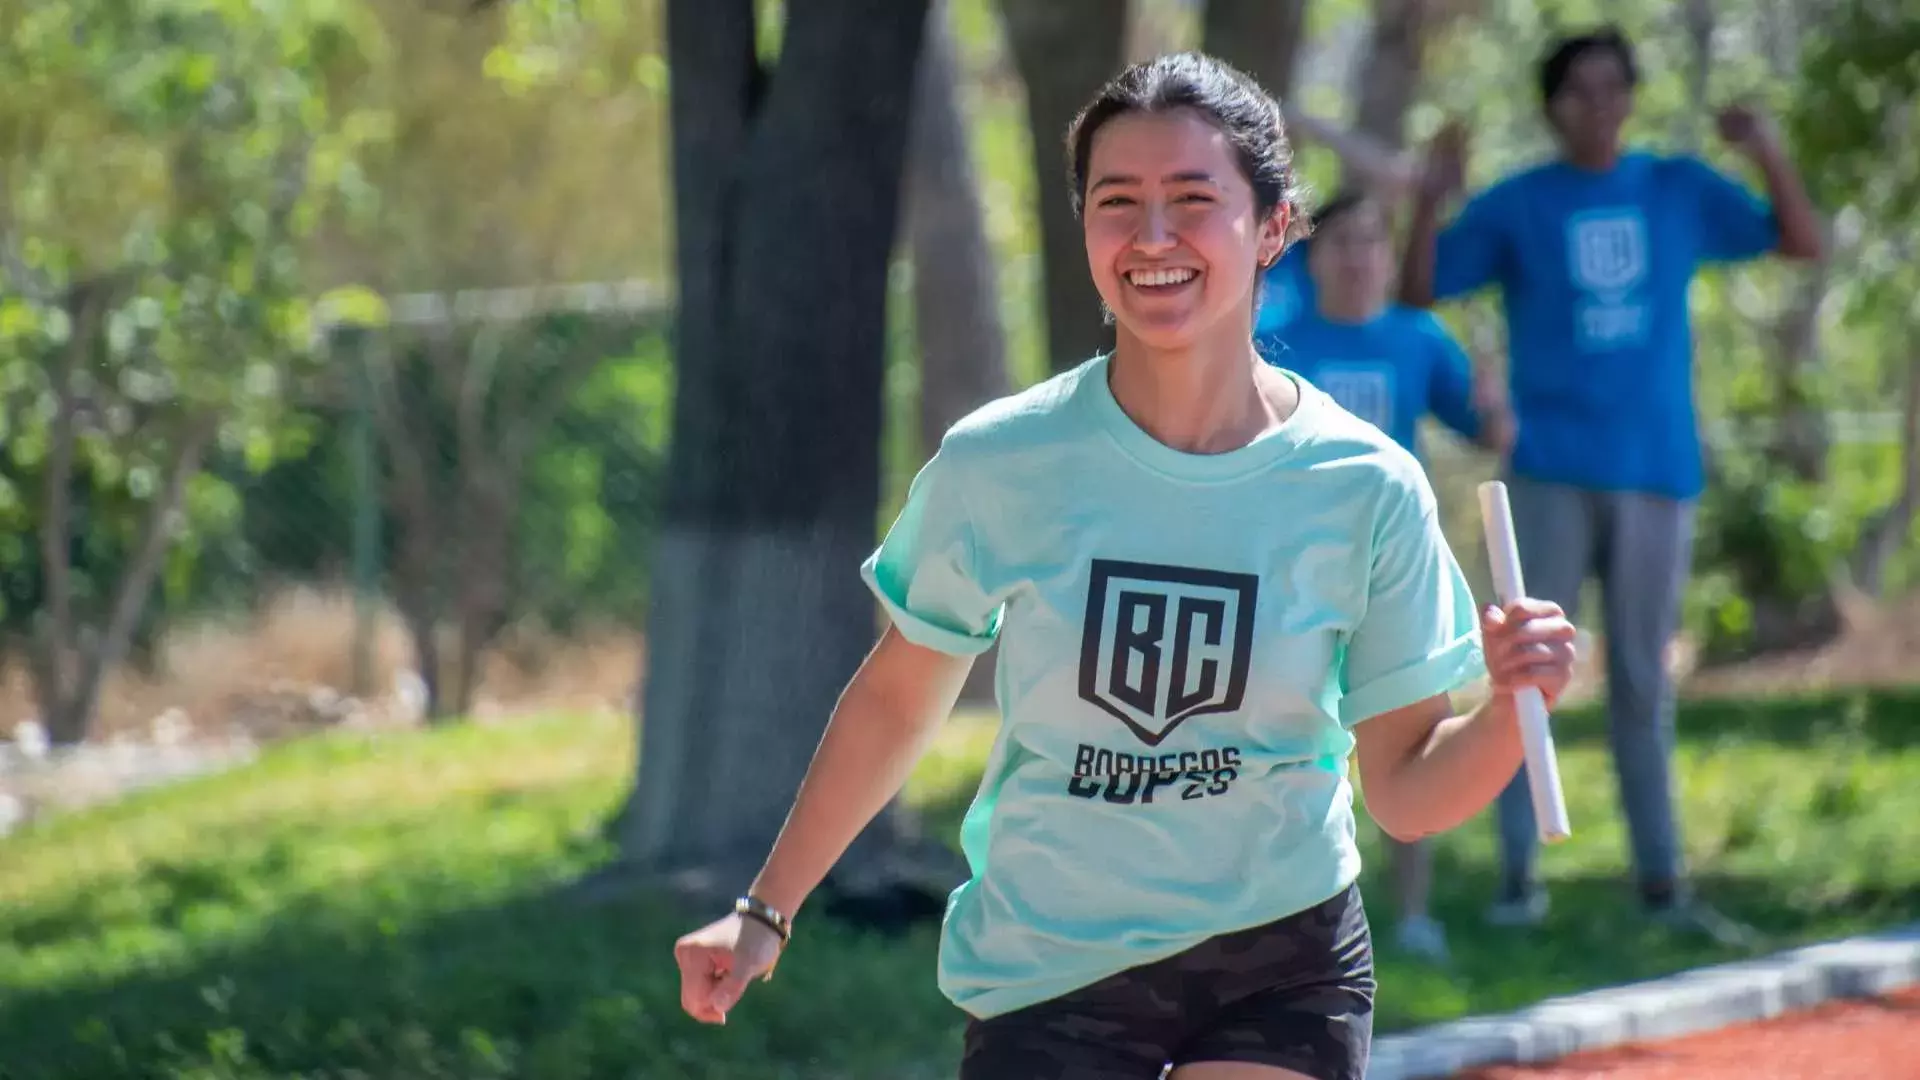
0, 0, 386, 705
342, 0, 670, 293
209, 315, 672, 635
1792, 0, 1920, 218
1691, 454, 1844, 656
2, 695, 1917, 1077
1790, 0, 1920, 436
515, 325, 675, 630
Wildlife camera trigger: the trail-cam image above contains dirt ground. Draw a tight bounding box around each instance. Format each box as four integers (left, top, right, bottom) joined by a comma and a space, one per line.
1678, 588, 1920, 699
0, 589, 645, 747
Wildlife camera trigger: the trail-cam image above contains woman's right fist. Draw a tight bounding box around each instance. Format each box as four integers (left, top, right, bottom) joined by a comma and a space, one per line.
673, 913, 785, 1024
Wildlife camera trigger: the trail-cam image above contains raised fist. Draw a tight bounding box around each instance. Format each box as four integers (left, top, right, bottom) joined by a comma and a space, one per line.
1418, 119, 1470, 203
1714, 103, 1779, 157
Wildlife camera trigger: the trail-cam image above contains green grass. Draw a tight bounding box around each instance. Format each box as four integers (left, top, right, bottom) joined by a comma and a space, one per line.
2, 693, 1918, 1079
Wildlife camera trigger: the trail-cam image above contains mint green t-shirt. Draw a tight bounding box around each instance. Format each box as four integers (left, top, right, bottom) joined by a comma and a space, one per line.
861, 354, 1487, 1021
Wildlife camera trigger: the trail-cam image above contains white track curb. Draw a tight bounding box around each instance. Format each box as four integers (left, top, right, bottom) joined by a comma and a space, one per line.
1366, 922, 1920, 1079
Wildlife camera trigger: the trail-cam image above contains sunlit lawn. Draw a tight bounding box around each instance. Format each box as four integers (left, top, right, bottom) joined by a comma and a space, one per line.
1, 691, 1916, 1079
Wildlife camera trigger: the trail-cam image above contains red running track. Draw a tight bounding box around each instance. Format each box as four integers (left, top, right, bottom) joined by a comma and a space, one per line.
1452, 986, 1920, 1080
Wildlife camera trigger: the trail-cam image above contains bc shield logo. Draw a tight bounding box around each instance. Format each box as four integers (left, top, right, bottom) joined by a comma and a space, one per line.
1077, 559, 1258, 747
1567, 209, 1648, 295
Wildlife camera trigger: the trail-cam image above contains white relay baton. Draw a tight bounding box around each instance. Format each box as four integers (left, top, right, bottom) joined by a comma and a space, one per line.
1478, 481, 1573, 844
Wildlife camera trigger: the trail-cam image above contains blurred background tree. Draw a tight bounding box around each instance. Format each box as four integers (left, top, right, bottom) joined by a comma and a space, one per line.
0, 0, 386, 744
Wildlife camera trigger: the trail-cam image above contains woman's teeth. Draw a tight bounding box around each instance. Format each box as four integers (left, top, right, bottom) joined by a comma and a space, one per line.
1128, 268, 1197, 287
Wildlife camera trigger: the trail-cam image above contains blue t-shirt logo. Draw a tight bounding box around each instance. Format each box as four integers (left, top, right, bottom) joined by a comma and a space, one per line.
1316, 364, 1397, 436
1567, 208, 1651, 350
1258, 307, 1480, 460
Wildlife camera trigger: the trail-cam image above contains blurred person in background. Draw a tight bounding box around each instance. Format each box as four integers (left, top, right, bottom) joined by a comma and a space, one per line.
1253, 108, 1428, 341
1396, 25, 1822, 941
1262, 188, 1515, 965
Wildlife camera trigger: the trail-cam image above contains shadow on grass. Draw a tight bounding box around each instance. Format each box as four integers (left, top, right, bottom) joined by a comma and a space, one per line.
1368, 854, 1911, 1030
0, 875, 960, 1080
1548, 687, 1920, 750
5, 853, 1912, 1080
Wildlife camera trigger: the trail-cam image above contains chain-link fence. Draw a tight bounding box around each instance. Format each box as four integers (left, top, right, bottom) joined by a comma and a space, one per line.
1, 282, 673, 772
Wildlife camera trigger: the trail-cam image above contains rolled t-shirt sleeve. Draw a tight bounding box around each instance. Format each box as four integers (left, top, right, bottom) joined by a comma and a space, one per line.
1421, 313, 1483, 443
1677, 155, 1780, 264
1338, 473, 1487, 727
861, 446, 1003, 656
1431, 189, 1511, 301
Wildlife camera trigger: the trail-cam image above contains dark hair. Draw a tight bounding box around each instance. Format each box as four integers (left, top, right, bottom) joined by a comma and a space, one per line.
1065, 52, 1309, 244
1310, 189, 1375, 235
1538, 26, 1639, 104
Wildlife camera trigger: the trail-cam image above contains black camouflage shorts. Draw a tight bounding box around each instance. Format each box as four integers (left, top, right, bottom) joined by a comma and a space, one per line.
958, 884, 1374, 1080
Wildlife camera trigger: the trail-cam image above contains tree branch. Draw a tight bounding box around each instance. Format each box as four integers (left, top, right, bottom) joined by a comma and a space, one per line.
36, 283, 106, 709
0, 239, 56, 307
499, 340, 607, 471
455, 319, 501, 483
70, 412, 221, 736
365, 329, 451, 707
364, 332, 432, 512
0, 176, 59, 305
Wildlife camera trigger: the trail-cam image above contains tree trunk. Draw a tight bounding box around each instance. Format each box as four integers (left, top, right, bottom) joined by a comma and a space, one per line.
32, 285, 103, 745
908, 0, 1008, 465
1688, 0, 1821, 491
1349, 0, 1432, 153
908, 0, 1009, 708
65, 417, 218, 737
1769, 249, 1833, 484
400, 601, 443, 715
371, 354, 452, 720
1685, 0, 1728, 497
1200, 0, 1309, 101
611, 0, 958, 919
447, 446, 508, 719
369, 311, 616, 722
1002, 0, 1126, 373
1726, 0, 1837, 653
1745, 0, 1830, 487
1850, 346, 1920, 597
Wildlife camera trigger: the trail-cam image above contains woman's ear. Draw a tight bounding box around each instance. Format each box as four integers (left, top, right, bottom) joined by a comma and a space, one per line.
1259, 203, 1292, 267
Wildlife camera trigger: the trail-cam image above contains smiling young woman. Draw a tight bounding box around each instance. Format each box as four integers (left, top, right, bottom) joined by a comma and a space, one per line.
1070, 62, 1308, 459
672, 52, 1579, 1080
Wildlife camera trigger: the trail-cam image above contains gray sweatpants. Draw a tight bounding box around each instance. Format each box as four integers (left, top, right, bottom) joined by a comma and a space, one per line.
1496, 475, 1694, 893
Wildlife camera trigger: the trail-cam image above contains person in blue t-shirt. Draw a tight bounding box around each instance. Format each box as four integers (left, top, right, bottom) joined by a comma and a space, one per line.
1262, 189, 1514, 966
1253, 107, 1428, 341
1267, 189, 1512, 461
1397, 26, 1822, 942
674, 52, 1580, 1080
1254, 241, 1313, 337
